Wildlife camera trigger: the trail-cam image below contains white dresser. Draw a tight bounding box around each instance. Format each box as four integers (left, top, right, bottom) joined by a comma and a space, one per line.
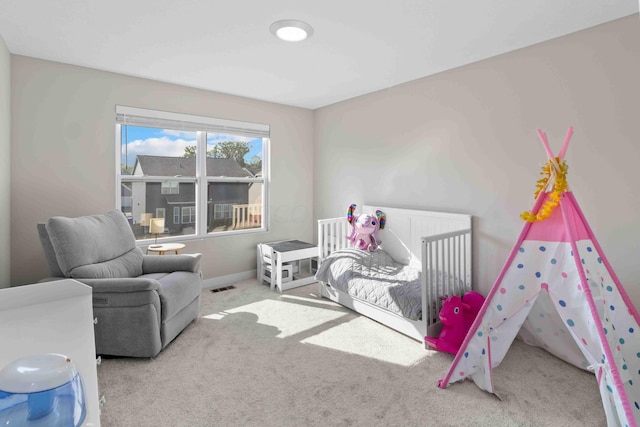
0, 279, 101, 426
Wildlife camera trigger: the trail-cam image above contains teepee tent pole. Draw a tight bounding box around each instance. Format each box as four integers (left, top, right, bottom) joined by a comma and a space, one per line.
537, 129, 555, 159
558, 126, 573, 159
536, 130, 565, 190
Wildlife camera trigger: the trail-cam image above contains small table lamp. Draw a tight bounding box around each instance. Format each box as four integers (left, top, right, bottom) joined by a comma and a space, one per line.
140, 213, 152, 233
149, 218, 165, 245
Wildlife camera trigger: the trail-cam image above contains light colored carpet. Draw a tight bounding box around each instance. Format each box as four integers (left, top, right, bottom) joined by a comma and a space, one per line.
97, 279, 606, 426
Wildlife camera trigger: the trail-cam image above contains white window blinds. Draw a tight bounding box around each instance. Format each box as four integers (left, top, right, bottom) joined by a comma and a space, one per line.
115, 105, 270, 139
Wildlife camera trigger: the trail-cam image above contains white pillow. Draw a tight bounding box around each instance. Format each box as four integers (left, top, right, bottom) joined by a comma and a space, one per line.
377, 227, 412, 265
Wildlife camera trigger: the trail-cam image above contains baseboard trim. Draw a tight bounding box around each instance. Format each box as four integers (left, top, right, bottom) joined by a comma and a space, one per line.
202, 270, 256, 290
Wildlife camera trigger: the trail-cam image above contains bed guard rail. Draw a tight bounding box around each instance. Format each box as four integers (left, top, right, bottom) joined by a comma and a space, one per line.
317, 217, 350, 263
422, 228, 473, 329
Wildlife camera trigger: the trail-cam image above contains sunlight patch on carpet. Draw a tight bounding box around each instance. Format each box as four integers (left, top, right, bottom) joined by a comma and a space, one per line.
280, 294, 341, 307
301, 316, 435, 367
202, 312, 226, 320
221, 299, 347, 338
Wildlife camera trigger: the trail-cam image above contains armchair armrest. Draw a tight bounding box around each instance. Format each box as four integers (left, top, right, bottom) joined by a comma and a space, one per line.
142, 253, 202, 274
75, 277, 161, 293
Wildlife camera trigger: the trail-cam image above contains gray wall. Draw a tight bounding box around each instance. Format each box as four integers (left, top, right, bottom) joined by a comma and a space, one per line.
6, 15, 640, 304
0, 35, 9, 288
314, 15, 640, 300
10, 57, 314, 286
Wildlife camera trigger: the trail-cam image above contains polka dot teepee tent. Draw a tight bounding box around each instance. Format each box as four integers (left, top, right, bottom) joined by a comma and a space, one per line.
437, 128, 640, 427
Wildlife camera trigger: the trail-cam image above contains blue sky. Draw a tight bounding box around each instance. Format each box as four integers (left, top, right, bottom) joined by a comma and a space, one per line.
121, 126, 263, 167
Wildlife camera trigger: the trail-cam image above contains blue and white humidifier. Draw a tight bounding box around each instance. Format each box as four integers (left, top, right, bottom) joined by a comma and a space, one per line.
0, 353, 86, 426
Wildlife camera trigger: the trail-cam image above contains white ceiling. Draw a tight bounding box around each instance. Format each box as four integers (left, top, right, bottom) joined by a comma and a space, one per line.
1, 1, 638, 109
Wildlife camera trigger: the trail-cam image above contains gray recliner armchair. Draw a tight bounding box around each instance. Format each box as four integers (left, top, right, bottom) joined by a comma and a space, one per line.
37, 209, 202, 358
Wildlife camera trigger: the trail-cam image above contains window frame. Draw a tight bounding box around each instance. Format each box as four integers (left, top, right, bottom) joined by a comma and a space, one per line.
181, 206, 196, 224
161, 181, 179, 195
115, 106, 270, 245
173, 207, 180, 224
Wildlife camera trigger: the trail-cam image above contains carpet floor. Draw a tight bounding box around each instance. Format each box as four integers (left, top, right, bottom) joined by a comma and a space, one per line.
97, 279, 606, 426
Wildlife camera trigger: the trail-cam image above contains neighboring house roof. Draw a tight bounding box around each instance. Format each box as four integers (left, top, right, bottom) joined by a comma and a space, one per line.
165, 195, 196, 205
246, 167, 261, 177
132, 155, 252, 178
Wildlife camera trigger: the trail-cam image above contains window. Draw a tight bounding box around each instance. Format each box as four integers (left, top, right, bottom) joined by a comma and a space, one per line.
116, 106, 269, 243
181, 207, 196, 224
214, 203, 233, 219
161, 181, 179, 195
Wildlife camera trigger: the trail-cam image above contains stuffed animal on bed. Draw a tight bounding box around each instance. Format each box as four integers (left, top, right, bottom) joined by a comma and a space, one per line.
346, 204, 386, 251
424, 291, 485, 355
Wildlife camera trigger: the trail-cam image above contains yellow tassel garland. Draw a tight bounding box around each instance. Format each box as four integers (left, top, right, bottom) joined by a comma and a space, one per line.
520, 157, 568, 223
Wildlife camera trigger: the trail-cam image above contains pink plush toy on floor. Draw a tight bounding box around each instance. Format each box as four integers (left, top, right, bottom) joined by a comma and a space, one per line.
425, 291, 485, 355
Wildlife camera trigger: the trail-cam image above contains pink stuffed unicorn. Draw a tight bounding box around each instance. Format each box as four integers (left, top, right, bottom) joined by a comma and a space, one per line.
425, 291, 485, 355
346, 204, 386, 251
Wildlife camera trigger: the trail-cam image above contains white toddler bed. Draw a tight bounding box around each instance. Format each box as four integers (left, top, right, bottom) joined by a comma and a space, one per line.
316, 205, 472, 342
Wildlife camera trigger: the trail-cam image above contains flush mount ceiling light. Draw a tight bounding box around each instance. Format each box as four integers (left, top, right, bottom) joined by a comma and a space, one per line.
270, 19, 314, 42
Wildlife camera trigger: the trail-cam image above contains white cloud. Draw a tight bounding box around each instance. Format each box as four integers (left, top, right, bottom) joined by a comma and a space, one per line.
207, 133, 255, 144
161, 129, 197, 139
123, 137, 196, 163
